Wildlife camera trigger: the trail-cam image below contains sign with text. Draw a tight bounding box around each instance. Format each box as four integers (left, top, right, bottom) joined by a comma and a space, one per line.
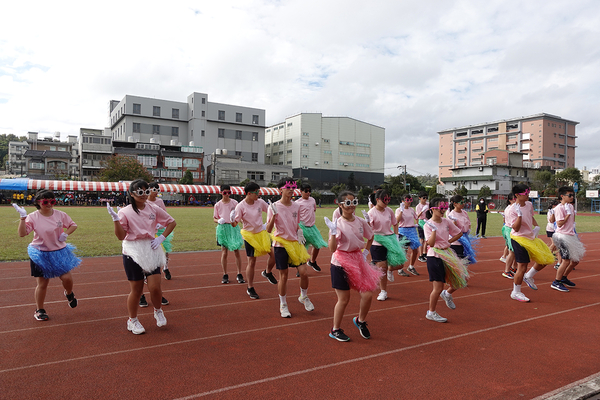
586, 190, 599, 198
529, 190, 539, 198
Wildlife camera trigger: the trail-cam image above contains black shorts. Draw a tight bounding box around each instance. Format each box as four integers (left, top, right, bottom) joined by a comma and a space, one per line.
510, 239, 531, 264
546, 231, 554, 238
274, 246, 299, 270
426, 256, 446, 283
30, 259, 45, 278
370, 244, 387, 263
554, 239, 572, 261
330, 264, 350, 291
122, 255, 161, 281
450, 244, 464, 258
417, 225, 425, 240
244, 240, 255, 257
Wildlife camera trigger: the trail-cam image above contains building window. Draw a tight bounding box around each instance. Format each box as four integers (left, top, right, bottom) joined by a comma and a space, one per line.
236, 130, 242, 139
247, 171, 264, 180
252, 153, 258, 162
323, 139, 330, 143
287, 161, 292, 164
218, 110, 225, 120
324, 150, 332, 154
252, 115, 259, 125
218, 129, 225, 138
172, 108, 179, 119
302, 155, 309, 158
201, 130, 205, 137
287, 139, 293, 143
302, 143, 308, 147
201, 97, 206, 104
302, 132, 309, 136
192, 171, 199, 179
137, 155, 157, 167
287, 150, 292, 153
236, 113, 242, 122
172, 127, 179, 136
133, 123, 141, 133
164, 157, 182, 168
153, 106, 161, 117
235, 151, 242, 156
133, 104, 141, 114
153, 125, 160, 134
201, 110, 205, 117
252, 132, 258, 141
183, 159, 200, 168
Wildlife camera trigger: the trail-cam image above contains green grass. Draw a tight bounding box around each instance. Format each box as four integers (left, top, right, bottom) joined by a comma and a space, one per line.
2, 205, 598, 261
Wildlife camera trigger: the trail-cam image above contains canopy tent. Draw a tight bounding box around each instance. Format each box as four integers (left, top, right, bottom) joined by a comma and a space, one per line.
0, 179, 300, 196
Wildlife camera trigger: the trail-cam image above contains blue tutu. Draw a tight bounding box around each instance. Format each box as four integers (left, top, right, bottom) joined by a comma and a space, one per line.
397, 227, 420, 250
457, 233, 478, 264
28, 244, 81, 279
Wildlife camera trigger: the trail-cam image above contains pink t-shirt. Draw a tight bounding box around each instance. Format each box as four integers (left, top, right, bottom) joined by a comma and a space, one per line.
149, 198, 167, 211
368, 206, 396, 246
214, 199, 238, 223
554, 203, 575, 235
267, 200, 300, 246
395, 207, 417, 227
506, 201, 535, 239
330, 216, 373, 266
234, 198, 268, 234
546, 208, 555, 232
503, 204, 517, 227
25, 209, 77, 251
416, 202, 430, 220
118, 203, 175, 241
447, 209, 471, 233
295, 196, 316, 226
423, 218, 461, 257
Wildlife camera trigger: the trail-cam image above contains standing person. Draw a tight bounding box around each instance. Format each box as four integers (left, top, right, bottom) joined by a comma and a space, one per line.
475, 198, 489, 238
550, 187, 586, 292
395, 194, 420, 276
14, 190, 80, 321
296, 183, 327, 272
327, 191, 381, 341
367, 186, 381, 209
367, 189, 407, 301
422, 197, 467, 322
214, 185, 245, 284
545, 200, 563, 269
500, 194, 518, 279
107, 179, 177, 335
415, 192, 430, 262
266, 178, 312, 318
505, 184, 554, 302
232, 182, 276, 300
147, 182, 173, 280
447, 195, 478, 264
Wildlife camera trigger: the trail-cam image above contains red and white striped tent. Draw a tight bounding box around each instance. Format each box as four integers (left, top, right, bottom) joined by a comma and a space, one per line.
11, 179, 300, 196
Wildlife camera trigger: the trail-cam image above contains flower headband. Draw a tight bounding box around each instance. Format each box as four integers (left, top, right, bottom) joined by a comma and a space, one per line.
517, 188, 530, 196
282, 182, 297, 190
430, 201, 449, 210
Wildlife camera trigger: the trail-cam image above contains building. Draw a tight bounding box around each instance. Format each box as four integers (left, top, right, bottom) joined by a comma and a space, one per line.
208, 152, 292, 187
23, 132, 79, 180
438, 113, 579, 179
7, 140, 29, 176
79, 128, 113, 181
264, 113, 385, 188
108, 93, 266, 167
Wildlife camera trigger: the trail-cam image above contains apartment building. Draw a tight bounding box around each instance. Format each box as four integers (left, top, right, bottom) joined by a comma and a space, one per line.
79, 128, 113, 181
265, 113, 385, 188
23, 132, 79, 180
438, 113, 579, 178
7, 140, 29, 176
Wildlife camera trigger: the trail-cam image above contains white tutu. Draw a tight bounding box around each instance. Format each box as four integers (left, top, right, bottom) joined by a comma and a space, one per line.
552, 232, 586, 263
122, 239, 167, 273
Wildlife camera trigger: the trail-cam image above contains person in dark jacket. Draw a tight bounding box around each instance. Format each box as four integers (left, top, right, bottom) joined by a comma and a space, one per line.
475, 198, 489, 238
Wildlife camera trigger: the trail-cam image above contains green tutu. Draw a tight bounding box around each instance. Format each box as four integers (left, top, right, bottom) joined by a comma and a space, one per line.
502, 225, 513, 251
157, 227, 174, 253
374, 234, 408, 266
216, 224, 244, 251
299, 223, 327, 249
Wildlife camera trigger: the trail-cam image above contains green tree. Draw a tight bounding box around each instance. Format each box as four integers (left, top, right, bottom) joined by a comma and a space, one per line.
532, 170, 555, 192
478, 185, 492, 199
99, 155, 153, 182
331, 183, 347, 196
454, 185, 468, 197
179, 170, 194, 184
554, 167, 582, 187
347, 172, 356, 191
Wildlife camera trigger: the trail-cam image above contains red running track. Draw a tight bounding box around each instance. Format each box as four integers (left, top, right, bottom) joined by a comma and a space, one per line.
1, 233, 599, 399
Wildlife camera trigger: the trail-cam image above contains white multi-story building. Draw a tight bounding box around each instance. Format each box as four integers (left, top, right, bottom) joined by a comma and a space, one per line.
108, 93, 266, 165
79, 128, 113, 181
265, 113, 385, 188
7, 140, 30, 176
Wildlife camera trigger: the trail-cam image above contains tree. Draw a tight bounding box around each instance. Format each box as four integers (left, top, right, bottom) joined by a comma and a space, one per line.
554, 167, 582, 187
347, 173, 356, 191
454, 185, 468, 197
99, 155, 154, 182
478, 185, 492, 199
331, 183, 347, 196
179, 170, 194, 184
532, 170, 555, 192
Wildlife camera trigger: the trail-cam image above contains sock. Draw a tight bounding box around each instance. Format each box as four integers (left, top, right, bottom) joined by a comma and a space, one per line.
408, 265, 414, 269
300, 288, 308, 298
526, 268, 538, 278
279, 294, 287, 305
129, 317, 138, 322
441, 290, 447, 297
513, 283, 521, 293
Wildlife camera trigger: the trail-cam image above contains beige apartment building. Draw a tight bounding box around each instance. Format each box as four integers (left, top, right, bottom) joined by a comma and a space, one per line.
438, 113, 578, 178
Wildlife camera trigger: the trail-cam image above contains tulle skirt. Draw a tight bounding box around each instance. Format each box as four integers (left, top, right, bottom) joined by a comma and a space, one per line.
510, 235, 555, 265
457, 233, 479, 264
271, 236, 310, 266
334, 249, 384, 292
122, 239, 166, 273
28, 244, 81, 279
398, 227, 420, 250
502, 225, 513, 251
418, 219, 426, 229
374, 234, 408, 266
552, 232, 586, 262
156, 227, 174, 253
299, 223, 327, 249
240, 229, 272, 258
430, 247, 472, 289
216, 224, 244, 251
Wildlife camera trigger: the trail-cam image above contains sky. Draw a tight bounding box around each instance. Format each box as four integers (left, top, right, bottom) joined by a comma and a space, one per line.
1, 0, 600, 178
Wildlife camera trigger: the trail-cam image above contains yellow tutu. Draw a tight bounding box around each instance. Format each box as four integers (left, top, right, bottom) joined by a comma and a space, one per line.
241, 229, 272, 258
271, 236, 310, 266
510, 235, 555, 265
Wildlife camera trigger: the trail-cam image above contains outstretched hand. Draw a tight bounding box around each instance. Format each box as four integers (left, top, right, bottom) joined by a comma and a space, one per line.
324, 217, 338, 235
107, 203, 120, 221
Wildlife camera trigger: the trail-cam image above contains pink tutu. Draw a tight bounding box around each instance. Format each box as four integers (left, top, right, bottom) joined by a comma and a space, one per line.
334, 250, 384, 292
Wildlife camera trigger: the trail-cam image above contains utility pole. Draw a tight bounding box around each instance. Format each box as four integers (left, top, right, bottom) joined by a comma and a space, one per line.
397, 165, 407, 190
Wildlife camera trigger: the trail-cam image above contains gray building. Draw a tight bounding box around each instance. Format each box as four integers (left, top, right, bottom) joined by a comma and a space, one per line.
209, 152, 292, 187
79, 128, 113, 181
7, 140, 30, 176
23, 132, 79, 180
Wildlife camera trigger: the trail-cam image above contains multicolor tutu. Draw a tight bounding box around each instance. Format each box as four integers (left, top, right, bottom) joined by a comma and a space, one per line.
299, 223, 327, 249
27, 244, 81, 279
430, 247, 472, 289
271, 236, 310, 266
334, 249, 384, 292
240, 229, 272, 258
510, 235, 555, 265
156, 227, 174, 253
374, 234, 408, 266
398, 227, 420, 250
216, 224, 244, 251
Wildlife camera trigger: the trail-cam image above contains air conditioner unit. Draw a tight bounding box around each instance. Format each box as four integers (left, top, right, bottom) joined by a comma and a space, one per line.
343, 163, 348, 166
266, 153, 270, 157
315, 161, 319, 165
315, 142, 319, 146
478, 166, 483, 171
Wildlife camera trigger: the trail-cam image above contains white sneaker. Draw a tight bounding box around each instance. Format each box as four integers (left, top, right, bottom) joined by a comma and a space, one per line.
154, 308, 167, 327
426, 311, 447, 323
387, 270, 395, 282
510, 291, 530, 302
499, 257, 507, 263
298, 295, 314, 311
377, 290, 388, 301
523, 276, 538, 290
440, 290, 456, 310
280, 303, 291, 318
127, 318, 145, 334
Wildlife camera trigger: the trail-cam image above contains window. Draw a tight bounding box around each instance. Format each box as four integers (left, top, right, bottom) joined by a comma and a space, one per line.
235, 151, 242, 156
272, 172, 288, 181
252, 115, 259, 124
236, 113, 242, 122
247, 171, 264, 180
201, 110, 205, 117
252, 132, 258, 141
49, 146, 56, 151
302, 132, 309, 136
30, 162, 44, 169
171, 127, 179, 136
303, 143, 308, 147
323, 139, 330, 143
183, 159, 200, 168
287, 161, 292, 164
172, 108, 179, 119
356, 143, 370, 147
357, 153, 369, 157
218, 129, 225, 138
133, 104, 141, 114
153, 125, 160, 134
324, 150, 332, 154
287, 139, 293, 143
252, 153, 258, 162
153, 106, 161, 117
302, 155, 309, 158
133, 123, 141, 133
236, 130, 242, 140
339, 141, 354, 146
340, 152, 354, 156
218, 110, 225, 120
287, 150, 292, 153
137, 155, 157, 167
201, 97, 206, 104
164, 157, 182, 168
192, 171, 199, 179
201, 130, 205, 137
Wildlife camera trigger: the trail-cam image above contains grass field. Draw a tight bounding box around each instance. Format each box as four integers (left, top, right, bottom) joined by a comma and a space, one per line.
2, 204, 598, 261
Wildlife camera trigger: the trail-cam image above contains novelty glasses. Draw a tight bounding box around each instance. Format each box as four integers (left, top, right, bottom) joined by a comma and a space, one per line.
221, 190, 231, 195
132, 189, 151, 196
341, 199, 359, 207
40, 199, 57, 206
517, 188, 530, 196
282, 182, 297, 190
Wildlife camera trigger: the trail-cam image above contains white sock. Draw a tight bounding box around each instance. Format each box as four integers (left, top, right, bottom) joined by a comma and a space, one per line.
408, 265, 414, 269
129, 317, 138, 322
525, 268, 538, 278
513, 283, 522, 293
300, 288, 308, 298
279, 294, 287, 305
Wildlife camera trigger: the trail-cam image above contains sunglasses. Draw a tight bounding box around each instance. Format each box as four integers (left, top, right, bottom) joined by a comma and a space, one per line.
303, 189, 311, 193
132, 189, 151, 196
404, 198, 413, 202
282, 182, 298, 190
342, 199, 359, 207
564, 193, 574, 198
248, 190, 260, 195
40, 199, 57, 206
457, 200, 466, 204
150, 187, 160, 192
517, 189, 530, 196
222, 190, 231, 195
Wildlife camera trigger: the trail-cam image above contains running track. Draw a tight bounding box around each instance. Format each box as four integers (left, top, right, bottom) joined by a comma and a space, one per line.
1, 234, 599, 399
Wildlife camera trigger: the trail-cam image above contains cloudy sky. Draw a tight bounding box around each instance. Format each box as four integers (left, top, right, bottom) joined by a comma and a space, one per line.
1, 0, 599, 177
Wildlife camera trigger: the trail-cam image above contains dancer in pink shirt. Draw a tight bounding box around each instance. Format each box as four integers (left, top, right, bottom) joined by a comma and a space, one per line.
214, 184, 245, 285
